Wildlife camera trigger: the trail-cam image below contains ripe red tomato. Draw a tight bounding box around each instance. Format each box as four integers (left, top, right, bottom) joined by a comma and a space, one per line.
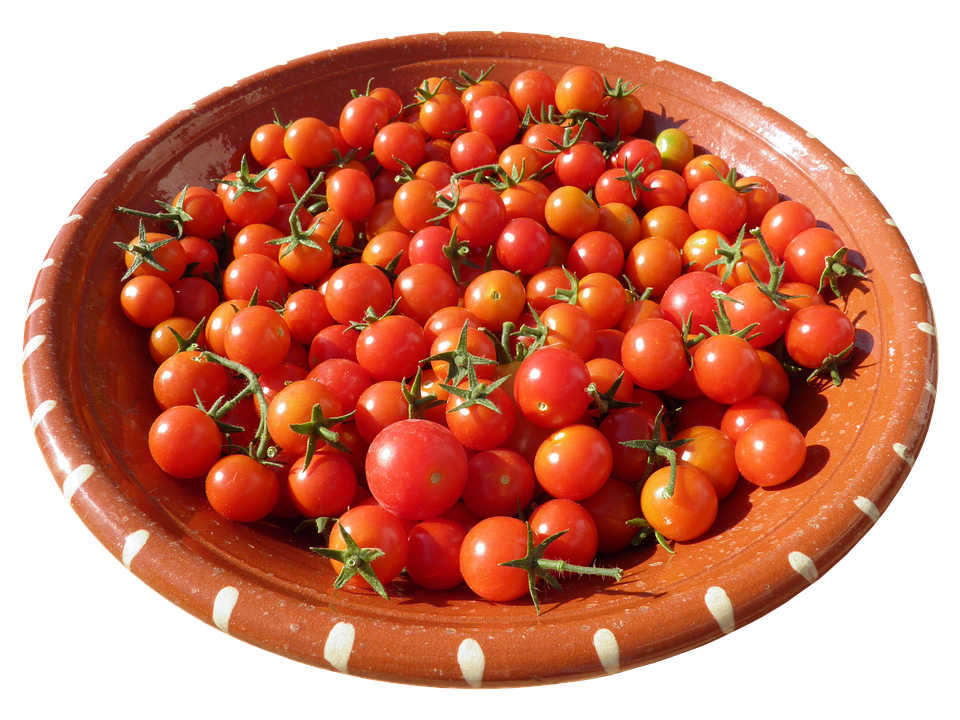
462, 448, 536, 518
266, 379, 344, 456
691, 333, 763, 404
406, 518, 466, 590
153, 350, 230, 411
735, 418, 807, 487
785, 303, 856, 370
675, 425, 739, 501
326, 505, 410, 590
120, 275, 175, 328
286, 452, 357, 519
223, 305, 291, 374
355, 315, 429, 383
148, 405, 222, 479
205, 454, 280, 522
534, 424, 613, 501
460, 516, 531, 602
529, 498, 599, 568
513, 346, 592, 428
365, 419, 468, 520
640, 465, 718, 542
621, 318, 688, 392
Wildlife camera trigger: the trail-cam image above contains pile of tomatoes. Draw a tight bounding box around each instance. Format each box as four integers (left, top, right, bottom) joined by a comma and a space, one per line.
116, 63, 864, 608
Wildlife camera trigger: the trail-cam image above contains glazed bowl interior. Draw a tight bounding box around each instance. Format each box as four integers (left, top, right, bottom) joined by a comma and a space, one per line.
23, 32, 936, 687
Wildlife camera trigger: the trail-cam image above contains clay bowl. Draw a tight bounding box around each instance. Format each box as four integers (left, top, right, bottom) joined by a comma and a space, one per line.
22, 32, 937, 687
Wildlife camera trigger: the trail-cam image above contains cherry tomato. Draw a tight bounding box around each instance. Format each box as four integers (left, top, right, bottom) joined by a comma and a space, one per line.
555, 66, 605, 114
534, 424, 613, 501
462, 448, 536, 519
735, 418, 807, 487
445, 382, 517, 451
365, 419, 468, 520
513, 346, 592, 428
120, 275, 175, 328
640, 465, 718, 542
621, 318, 688, 392
460, 516, 530, 602
687, 179, 747, 237
544, 185, 600, 239
720, 394, 790, 443
598, 406, 665, 483
785, 304, 856, 370
691, 333, 762, 404
529, 498, 599, 568
406, 518, 466, 590
323, 263, 394, 326
463, 269, 526, 331
760, 200, 817, 257
356, 315, 429, 383
373, 121, 426, 172
580, 477, 643, 554
223, 305, 292, 374
675, 425, 739, 501
148, 405, 222, 479
287, 452, 358, 518
205, 454, 280, 522
153, 350, 230, 411
340, 95, 391, 151
655, 128, 695, 173
326, 505, 409, 590
283, 117, 336, 169
266, 379, 344, 456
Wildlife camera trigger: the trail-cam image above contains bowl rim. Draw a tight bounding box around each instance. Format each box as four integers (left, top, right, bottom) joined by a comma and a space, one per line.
21, 31, 938, 688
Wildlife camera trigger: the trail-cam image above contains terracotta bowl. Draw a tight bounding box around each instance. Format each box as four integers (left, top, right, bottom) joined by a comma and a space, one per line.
21, 32, 937, 687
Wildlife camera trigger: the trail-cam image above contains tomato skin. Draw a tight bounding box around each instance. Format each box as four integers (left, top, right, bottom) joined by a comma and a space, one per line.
223, 305, 292, 374
534, 424, 613, 501
720, 394, 789, 444
449, 182, 507, 249
445, 383, 517, 451
365, 419, 468, 520
687, 179, 747, 237
283, 117, 336, 169
621, 318, 689, 392
675, 425, 739, 501
462, 448, 536, 519
327, 505, 409, 589
529, 499, 599, 568
782, 227, 846, 287
124, 232, 187, 284
735, 418, 807, 487
148, 405, 223, 479
205, 454, 280, 523
659, 271, 725, 336
355, 315, 429, 383
152, 350, 230, 411
287, 452, 357, 519
513, 346, 592, 428
339, 95, 391, 151
640, 465, 718, 542
459, 516, 531, 602
266, 379, 344, 456
120, 275, 175, 328
692, 333, 763, 405
655, 128, 695, 174
784, 304, 856, 369
406, 518, 466, 590
598, 406, 664, 483
463, 269, 526, 331
323, 263, 394, 326
760, 200, 817, 257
